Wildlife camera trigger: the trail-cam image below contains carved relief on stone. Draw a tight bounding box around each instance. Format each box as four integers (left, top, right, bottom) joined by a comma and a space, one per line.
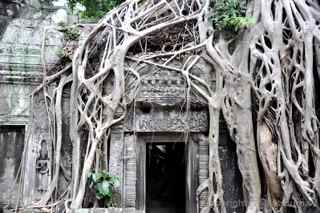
134, 110, 208, 132
138, 69, 186, 99
108, 132, 124, 207
35, 139, 50, 193
135, 60, 215, 103
194, 134, 209, 210
0, 84, 33, 120
123, 134, 136, 208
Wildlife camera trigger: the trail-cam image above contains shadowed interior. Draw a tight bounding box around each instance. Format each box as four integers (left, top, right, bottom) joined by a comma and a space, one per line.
146, 143, 186, 213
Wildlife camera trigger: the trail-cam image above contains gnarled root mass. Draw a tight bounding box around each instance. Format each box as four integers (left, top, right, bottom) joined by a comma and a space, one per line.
27, 0, 320, 212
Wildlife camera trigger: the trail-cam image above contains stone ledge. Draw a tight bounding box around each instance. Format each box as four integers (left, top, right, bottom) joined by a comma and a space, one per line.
72, 208, 142, 213
2, 207, 141, 213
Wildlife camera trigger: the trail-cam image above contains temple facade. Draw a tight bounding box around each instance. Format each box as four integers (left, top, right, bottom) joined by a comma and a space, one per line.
0, 0, 65, 211
0, 1, 245, 213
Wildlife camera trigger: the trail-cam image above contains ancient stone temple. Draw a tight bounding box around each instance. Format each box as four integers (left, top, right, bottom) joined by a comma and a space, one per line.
0, 0, 66, 211
0, 1, 245, 213
105, 63, 245, 213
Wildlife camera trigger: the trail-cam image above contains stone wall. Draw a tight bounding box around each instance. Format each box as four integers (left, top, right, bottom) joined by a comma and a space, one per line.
0, 126, 25, 210
0, 0, 68, 210
0, 0, 23, 39
72, 208, 141, 213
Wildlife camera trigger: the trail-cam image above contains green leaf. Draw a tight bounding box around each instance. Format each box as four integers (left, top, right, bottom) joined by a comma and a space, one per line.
96, 180, 112, 197
88, 172, 96, 187
87, 170, 120, 205
68, 0, 123, 19
91, 173, 97, 182
110, 176, 120, 187
212, 0, 253, 32
96, 192, 104, 199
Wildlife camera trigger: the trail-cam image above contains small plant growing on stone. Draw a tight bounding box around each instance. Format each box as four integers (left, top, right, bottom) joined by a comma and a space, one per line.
212, 0, 255, 31
68, 0, 123, 19
58, 24, 80, 41
88, 170, 120, 207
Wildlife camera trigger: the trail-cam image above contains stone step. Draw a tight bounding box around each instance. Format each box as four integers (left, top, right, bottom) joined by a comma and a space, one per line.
72, 208, 142, 213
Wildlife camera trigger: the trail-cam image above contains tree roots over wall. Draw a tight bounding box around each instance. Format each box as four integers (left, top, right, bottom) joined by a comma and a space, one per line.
26, 0, 320, 212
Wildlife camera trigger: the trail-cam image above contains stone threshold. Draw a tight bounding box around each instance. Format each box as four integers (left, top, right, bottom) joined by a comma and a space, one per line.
72, 208, 142, 213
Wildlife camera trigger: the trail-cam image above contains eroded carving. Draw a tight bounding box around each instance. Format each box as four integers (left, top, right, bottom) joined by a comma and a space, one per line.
35, 139, 49, 193
139, 69, 186, 99
135, 111, 208, 132
135, 63, 215, 105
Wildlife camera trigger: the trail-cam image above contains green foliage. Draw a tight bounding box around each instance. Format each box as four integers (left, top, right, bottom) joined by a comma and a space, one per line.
212, 0, 255, 32
68, 0, 123, 19
58, 24, 80, 41
88, 170, 120, 207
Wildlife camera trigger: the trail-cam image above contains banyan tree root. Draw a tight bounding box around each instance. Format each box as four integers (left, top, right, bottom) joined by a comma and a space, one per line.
27, 0, 320, 212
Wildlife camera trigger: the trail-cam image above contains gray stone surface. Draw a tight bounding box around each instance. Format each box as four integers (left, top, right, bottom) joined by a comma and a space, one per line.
0, 0, 68, 211
109, 132, 124, 207
0, 15, 65, 75
72, 208, 141, 213
219, 125, 245, 213
0, 126, 25, 210
0, 0, 23, 39
0, 83, 33, 125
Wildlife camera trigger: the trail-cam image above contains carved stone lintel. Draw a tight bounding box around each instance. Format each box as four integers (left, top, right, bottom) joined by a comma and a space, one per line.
126, 110, 208, 132
135, 61, 215, 103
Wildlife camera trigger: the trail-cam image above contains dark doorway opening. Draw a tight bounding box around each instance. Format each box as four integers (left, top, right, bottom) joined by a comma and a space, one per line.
0, 126, 25, 210
146, 143, 186, 213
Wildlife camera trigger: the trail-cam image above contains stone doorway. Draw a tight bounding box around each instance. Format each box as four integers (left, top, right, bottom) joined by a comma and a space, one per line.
136, 134, 197, 213
146, 143, 186, 213
0, 126, 25, 210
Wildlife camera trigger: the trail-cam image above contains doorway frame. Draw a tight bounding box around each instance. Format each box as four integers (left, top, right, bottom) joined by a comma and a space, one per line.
0, 124, 26, 209
136, 133, 198, 213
